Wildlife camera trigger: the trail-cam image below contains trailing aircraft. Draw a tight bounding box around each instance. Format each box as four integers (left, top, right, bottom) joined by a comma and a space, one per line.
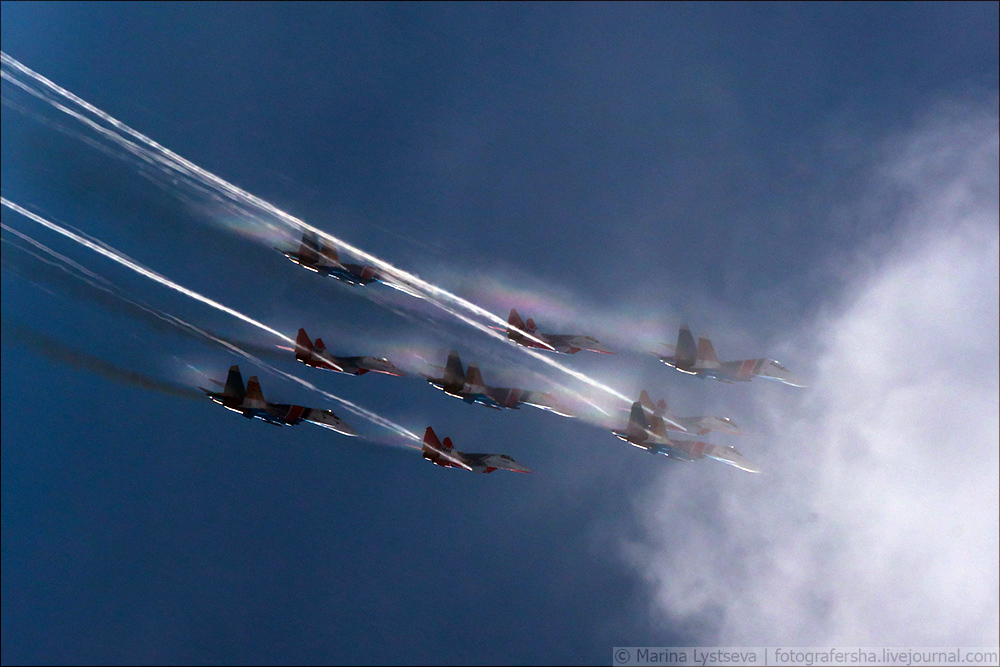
501, 308, 612, 354
612, 398, 760, 473
295, 328, 404, 376
421, 426, 531, 473
277, 232, 380, 286
637, 390, 744, 436
658, 325, 804, 386
277, 233, 425, 298
201, 365, 356, 435
422, 350, 574, 417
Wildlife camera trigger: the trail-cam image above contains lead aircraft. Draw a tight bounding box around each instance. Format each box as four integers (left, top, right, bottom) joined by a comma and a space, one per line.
658, 325, 804, 386
201, 365, 356, 435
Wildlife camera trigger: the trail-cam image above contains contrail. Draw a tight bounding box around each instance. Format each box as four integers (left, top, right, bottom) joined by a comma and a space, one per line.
2, 198, 291, 341
2, 318, 201, 402
1, 51, 633, 405
2, 226, 292, 364
1, 199, 422, 445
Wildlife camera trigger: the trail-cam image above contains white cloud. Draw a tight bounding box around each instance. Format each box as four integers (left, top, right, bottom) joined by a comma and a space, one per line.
623, 99, 999, 646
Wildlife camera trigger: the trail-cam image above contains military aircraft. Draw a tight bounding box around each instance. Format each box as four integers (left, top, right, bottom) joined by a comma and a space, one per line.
500, 308, 613, 354
421, 426, 532, 473
658, 325, 804, 386
613, 398, 760, 473
637, 390, 744, 436
277, 233, 425, 297
422, 350, 574, 416
277, 232, 381, 286
201, 365, 356, 435
295, 328, 405, 377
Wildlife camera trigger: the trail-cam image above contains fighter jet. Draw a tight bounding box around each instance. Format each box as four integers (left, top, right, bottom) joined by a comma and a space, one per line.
421, 426, 532, 473
277, 232, 381, 286
422, 350, 574, 417
277, 233, 426, 297
612, 398, 760, 473
501, 308, 613, 354
658, 325, 804, 386
295, 328, 405, 377
201, 365, 356, 435
637, 390, 744, 436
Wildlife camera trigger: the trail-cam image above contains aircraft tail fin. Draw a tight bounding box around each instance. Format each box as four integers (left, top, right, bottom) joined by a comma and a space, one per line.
222, 365, 246, 400
441, 437, 456, 452
443, 350, 465, 387
675, 325, 697, 367
465, 363, 486, 388
314, 337, 327, 351
638, 389, 656, 414
507, 308, 526, 341
626, 401, 650, 443
697, 336, 720, 366
318, 242, 340, 266
295, 329, 314, 362
525, 317, 537, 332
242, 376, 267, 410
297, 233, 321, 263
422, 426, 441, 455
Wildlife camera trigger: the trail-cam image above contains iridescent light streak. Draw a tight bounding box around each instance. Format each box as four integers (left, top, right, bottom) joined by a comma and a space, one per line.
1, 52, 633, 405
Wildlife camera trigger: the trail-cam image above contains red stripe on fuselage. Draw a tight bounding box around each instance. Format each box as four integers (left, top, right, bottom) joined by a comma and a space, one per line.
283, 404, 307, 422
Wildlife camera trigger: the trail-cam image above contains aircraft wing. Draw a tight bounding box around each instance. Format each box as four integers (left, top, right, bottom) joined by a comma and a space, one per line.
463, 390, 507, 410
516, 390, 575, 417
703, 445, 761, 473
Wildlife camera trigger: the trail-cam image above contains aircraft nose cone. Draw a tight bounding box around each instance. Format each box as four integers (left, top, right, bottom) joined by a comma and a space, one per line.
336, 423, 358, 436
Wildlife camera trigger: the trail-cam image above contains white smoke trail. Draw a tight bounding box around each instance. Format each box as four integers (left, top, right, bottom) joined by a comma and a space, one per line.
1, 199, 422, 445
0, 51, 633, 406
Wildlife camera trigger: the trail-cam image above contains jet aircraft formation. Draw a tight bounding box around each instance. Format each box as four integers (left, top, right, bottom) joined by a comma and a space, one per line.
201, 232, 804, 474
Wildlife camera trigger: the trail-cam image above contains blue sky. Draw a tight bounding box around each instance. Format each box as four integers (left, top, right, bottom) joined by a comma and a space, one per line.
2, 3, 998, 664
